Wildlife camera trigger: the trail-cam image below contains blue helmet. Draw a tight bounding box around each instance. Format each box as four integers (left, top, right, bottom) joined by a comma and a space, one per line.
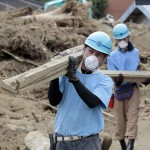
113, 23, 130, 39
85, 31, 112, 55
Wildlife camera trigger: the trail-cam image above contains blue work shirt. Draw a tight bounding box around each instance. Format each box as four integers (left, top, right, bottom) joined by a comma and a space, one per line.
54, 63, 113, 136
107, 48, 140, 71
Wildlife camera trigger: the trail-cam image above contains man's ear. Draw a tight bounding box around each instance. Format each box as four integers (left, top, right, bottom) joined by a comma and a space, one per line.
82, 47, 86, 54
82, 47, 86, 60
83, 46, 86, 51
115, 40, 118, 47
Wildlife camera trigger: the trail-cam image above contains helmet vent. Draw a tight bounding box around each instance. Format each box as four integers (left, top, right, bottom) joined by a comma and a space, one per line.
88, 39, 102, 47
97, 41, 102, 47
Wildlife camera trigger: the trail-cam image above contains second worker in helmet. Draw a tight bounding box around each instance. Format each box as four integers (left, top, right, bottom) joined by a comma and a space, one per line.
107, 23, 140, 150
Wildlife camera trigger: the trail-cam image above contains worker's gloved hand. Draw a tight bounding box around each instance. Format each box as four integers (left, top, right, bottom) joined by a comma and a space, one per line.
142, 78, 150, 86
114, 73, 124, 86
67, 56, 79, 82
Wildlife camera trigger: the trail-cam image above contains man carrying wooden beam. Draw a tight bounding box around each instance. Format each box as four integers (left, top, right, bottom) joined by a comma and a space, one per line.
48, 31, 113, 150
107, 23, 150, 150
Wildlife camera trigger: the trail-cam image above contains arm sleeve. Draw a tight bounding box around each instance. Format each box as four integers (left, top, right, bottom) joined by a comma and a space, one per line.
48, 78, 63, 106
71, 80, 102, 108
107, 56, 124, 87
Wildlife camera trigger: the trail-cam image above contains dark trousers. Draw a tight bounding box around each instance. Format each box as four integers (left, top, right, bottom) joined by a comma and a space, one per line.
55, 134, 102, 150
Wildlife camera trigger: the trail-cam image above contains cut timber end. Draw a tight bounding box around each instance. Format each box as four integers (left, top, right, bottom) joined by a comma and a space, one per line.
0, 80, 16, 94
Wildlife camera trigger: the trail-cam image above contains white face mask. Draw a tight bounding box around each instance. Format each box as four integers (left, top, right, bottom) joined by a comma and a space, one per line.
84, 55, 99, 71
118, 40, 128, 49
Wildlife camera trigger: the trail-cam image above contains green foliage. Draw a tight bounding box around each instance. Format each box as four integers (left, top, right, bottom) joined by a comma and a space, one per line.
91, 0, 108, 19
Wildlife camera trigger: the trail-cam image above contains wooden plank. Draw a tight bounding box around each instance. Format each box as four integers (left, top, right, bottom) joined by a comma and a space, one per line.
1, 68, 150, 94
0, 44, 150, 94
101, 70, 150, 83
0, 45, 83, 93
16, 70, 150, 94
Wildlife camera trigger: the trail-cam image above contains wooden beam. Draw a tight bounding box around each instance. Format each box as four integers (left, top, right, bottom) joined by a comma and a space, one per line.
0, 45, 83, 93
0, 45, 150, 94
101, 70, 150, 83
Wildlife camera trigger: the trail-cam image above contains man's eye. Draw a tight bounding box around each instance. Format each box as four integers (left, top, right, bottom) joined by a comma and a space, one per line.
97, 53, 100, 56
89, 50, 93, 53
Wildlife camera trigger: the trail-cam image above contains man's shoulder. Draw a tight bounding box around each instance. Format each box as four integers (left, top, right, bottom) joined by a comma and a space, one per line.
101, 73, 113, 82
97, 70, 113, 82
98, 73, 113, 87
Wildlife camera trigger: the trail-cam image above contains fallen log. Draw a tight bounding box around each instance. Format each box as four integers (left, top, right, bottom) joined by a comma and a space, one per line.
22, 13, 75, 22
10, 7, 33, 18
0, 45, 150, 94
19, 0, 91, 22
